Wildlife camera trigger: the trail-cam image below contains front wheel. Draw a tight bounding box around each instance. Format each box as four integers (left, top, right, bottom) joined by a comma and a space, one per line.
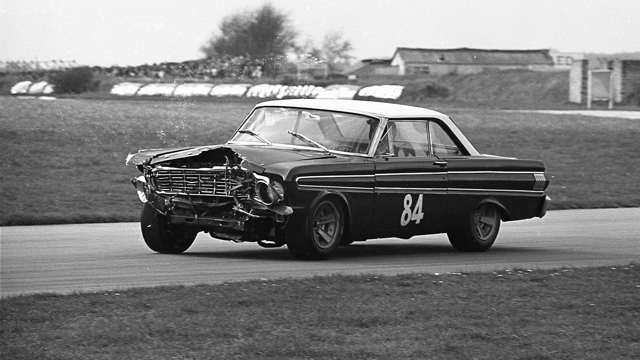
140, 203, 197, 254
448, 204, 501, 252
287, 198, 344, 259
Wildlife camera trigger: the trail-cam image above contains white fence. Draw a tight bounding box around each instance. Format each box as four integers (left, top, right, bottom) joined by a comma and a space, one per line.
10, 81, 406, 100
10, 81, 55, 95
107, 82, 404, 100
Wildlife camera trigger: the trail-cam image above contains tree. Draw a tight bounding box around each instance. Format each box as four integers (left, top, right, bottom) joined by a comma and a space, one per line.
49, 67, 98, 94
201, 3, 296, 75
319, 32, 354, 73
295, 32, 354, 75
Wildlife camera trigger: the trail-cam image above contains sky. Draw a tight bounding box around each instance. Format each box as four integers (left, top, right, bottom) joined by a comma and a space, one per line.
1, 0, 638, 66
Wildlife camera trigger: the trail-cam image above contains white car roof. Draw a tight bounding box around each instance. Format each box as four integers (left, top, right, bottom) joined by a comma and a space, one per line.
256, 99, 448, 119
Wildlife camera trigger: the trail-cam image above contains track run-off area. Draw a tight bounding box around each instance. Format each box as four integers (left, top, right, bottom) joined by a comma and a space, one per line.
510, 109, 640, 120
1, 208, 639, 297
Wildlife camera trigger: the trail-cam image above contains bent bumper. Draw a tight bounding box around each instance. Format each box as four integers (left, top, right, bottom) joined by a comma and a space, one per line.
538, 195, 551, 218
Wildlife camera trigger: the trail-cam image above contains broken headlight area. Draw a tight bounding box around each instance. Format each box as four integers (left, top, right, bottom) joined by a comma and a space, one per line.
131, 175, 149, 203
129, 147, 292, 243
253, 173, 285, 205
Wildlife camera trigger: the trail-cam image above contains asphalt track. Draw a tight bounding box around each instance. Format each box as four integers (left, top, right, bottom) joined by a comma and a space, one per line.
1, 208, 639, 297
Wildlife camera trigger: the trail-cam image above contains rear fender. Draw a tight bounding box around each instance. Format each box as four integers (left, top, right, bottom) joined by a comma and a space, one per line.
478, 198, 511, 221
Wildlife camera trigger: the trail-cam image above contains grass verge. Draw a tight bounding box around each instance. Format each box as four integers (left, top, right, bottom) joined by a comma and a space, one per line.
1, 97, 639, 225
1, 264, 639, 359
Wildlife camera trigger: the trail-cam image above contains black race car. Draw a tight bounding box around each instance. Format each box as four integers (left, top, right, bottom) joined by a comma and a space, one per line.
127, 99, 549, 258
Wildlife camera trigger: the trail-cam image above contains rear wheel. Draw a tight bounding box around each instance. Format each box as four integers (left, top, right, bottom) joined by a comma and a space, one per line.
448, 204, 501, 252
340, 238, 356, 246
140, 203, 197, 254
287, 198, 344, 259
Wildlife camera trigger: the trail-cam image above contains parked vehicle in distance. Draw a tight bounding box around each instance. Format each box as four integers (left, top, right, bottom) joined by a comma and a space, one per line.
127, 99, 550, 258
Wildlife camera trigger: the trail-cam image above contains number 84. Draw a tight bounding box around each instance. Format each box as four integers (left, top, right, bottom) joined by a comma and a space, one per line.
400, 194, 424, 226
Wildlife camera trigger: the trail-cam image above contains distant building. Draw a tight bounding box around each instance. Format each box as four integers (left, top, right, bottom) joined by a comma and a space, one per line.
293, 62, 327, 80
569, 59, 640, 104
548, 49, 584, 69
390, 47, 555, 75
348, 58, 398, 78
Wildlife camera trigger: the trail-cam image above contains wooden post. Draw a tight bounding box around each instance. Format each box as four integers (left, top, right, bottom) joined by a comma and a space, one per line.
608, 70, 614, 109
586, 70, 592, 109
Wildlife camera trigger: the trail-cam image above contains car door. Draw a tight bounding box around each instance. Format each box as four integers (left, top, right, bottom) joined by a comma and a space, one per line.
426, 120, 473, 222
372, 119, 449, 238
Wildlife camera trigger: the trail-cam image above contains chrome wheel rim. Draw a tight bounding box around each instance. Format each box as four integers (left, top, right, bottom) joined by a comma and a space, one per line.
311, 201, 341, 250
473, 205, 499, 242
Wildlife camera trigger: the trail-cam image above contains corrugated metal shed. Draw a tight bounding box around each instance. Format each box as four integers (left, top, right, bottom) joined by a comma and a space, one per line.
393, 47, 553, 65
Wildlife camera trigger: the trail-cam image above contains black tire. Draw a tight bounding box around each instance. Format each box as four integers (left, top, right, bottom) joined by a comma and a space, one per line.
448, 203, 501, 252
140, 203, 197, 254
287, 198, 344, 259
340, 238, 356, 246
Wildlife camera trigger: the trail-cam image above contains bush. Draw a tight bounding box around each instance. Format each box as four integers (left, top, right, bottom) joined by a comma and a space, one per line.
0, 74, 23, 95
624, 83, 640, 106
49, 67, 99, 93
415, 83, 450, 98
280, 74, 298, 85
401, 82, 451, 101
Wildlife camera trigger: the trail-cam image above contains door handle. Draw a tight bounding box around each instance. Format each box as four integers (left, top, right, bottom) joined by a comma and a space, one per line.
433, 160, 448, 167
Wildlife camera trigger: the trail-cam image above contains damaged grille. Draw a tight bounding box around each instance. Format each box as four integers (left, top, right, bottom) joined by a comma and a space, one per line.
151, 167, 244, 197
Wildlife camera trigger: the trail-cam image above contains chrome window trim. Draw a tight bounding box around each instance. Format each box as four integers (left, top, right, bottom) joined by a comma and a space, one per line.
225, 141, 373, 158
371, 117, 478, 158
228, 106, 384, 158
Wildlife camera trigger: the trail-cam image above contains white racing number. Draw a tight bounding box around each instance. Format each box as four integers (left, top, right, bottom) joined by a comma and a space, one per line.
400, 194, 424, 226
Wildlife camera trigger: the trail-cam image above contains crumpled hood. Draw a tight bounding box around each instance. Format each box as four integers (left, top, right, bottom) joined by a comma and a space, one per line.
126, 143, 335, 169
125, 146, 193, 166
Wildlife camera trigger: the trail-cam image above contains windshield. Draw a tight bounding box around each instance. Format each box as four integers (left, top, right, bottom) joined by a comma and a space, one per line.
230, 107, 380, 155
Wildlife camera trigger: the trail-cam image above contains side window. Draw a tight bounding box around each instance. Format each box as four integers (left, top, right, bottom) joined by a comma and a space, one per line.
376, 120, 430, 157
429, 121, 463, 156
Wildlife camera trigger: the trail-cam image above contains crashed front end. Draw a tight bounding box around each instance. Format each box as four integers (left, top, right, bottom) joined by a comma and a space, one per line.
128, 146, 292, 245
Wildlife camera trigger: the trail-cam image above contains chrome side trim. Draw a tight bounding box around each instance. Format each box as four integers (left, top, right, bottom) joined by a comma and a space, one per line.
448, 171, 542, 175
296, 184, 375, 193
377, 187, 543, 196
379, 170, 541, 176
377, 172, 448, 176
375, 187, 447, 195
296, 184, 544, 197
298, 171, 543, 178
295, 171, 546, 196
296, 174, 374, 180
447, 188, 545, 196
295, 174, 375, 193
